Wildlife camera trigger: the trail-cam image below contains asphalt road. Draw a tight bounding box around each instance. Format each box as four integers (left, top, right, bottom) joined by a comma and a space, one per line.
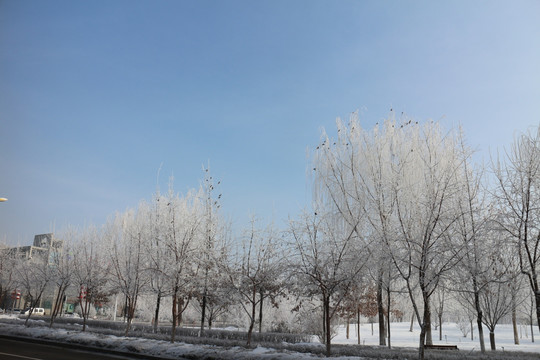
0, 337, 171, 360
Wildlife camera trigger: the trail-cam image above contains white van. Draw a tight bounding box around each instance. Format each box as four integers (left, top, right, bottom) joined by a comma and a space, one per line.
21, 308, 45, 316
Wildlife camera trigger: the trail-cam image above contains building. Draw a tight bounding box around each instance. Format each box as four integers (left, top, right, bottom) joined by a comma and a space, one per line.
0, 233, 63, 313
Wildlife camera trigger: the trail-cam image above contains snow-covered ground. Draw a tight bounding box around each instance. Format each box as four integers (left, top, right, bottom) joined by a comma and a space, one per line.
333, 321, 540, 354
1, 314, 539, 359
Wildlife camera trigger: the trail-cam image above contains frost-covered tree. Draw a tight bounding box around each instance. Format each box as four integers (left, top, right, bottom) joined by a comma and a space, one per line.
227, 216, 283, 346
162, 184, 203, 343
289, 210, 368, 356
145, 188, 171, 333
47, 231, 73, 328
493, 126, 540, 331
312, 112, 392, 346
72, 225, 110, 331
106, 205, 149, 336
196, 167, 224, 335
381, 118, 467, 360
0, 241, 17, 310
450, 147, 490, 353
15, 255, 50, 326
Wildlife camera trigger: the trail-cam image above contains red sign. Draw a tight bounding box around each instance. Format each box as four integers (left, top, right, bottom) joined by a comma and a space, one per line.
79, 286, 87, 300
11, 289, 21, 300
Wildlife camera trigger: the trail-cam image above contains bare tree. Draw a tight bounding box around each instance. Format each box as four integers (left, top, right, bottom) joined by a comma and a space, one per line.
48, 231, 73, 327
162, 184, 203, 343
450, 146, 490, 353
15, 255, 50, 326
289, 210, 367, 356
197, 166, 223, 336
227, 216, 283, 346
0, 241, 18, 311
145, 189, 170, 333
106, 205, 149, 336
312, 113, 391, 346
72, 225, 110, 331
381, 119, 466, 360
493, 126, 540, 330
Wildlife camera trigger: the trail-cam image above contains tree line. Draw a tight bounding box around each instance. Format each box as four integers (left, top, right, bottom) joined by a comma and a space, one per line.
1, 112, 539, 360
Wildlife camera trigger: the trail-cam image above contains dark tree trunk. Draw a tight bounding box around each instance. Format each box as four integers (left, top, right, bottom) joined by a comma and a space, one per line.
258, 289, 263, 333
418, 323, 426, 360
357, 310, 361, 345
82, 297, 89, 332
439, 313, 443, 341
377, 275, 386, 346
512, 294, 519, 345
171, 292, 177, 343
247, 288, 257, 346
489, 331, 496, 351
386, 284, 391, 348
200, 290, 207, 336
534, 289, 540, 333
49, 285, 66, 328
425, 303, 432, 346
324, 295, 331, 356
473, 281, 486, 353
153, 292, 161, 333
125, 297, 137, 336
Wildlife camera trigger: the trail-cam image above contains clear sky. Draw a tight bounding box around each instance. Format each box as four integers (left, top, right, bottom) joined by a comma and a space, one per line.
1, 0, 539, 245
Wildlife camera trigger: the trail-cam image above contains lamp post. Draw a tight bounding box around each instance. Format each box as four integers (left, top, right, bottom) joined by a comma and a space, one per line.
0, 198, 7, 202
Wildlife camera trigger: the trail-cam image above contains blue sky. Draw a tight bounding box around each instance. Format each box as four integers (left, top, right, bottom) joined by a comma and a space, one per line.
1, 0, 539, 245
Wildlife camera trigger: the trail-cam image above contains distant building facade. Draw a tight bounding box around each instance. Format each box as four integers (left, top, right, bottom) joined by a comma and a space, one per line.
4, 233, 63, 262
0, 233, 63, 312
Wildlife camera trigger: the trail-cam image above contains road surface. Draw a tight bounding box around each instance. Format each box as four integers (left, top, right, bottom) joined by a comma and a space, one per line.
0, 337, 178, 360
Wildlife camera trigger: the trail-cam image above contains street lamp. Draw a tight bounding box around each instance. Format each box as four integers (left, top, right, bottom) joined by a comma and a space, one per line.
0, 198, 7, 202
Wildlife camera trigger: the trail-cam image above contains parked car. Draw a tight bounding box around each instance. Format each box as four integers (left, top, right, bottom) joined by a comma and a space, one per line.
21, 308, 45, 316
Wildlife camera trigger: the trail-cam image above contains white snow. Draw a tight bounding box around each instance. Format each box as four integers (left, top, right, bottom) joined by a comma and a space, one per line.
332, 321, 540, 354
1, 315, 539, 359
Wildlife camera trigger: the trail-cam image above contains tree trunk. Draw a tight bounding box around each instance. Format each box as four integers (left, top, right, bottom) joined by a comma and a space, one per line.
49, 285, 66, 328
207, 309, 213, 329
377, 275, 386, 345
439, 313, 443, 341
386, 284, 391, 349
82, 297, 89, 332
534, 286, 540, 330
357, 310, 361, 345
346, 317, 350, 339
418, 323, 426, 360
512, 298, 519, 345
153, 292, 161, 333
410, 312, 414, 332
470, 319, 474, 341
474, 286, 486, 353
171, 292, 177, 343
324, 295, 331, 356
258, 290, 263, 333
425, 302, 432, 346
125, 298, 136, 336
489, 331, 496, 351
247, 288, 257, 346
200, 291, 207, 336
